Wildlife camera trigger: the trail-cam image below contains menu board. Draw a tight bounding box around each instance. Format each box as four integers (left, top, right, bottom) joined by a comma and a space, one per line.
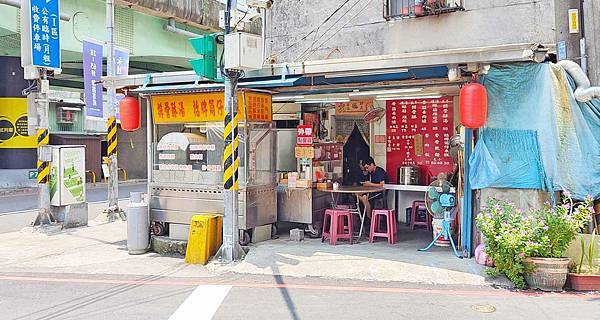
386, 97, 455, 183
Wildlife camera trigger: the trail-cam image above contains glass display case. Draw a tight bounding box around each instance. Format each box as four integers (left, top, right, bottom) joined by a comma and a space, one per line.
146, 92, 277, 243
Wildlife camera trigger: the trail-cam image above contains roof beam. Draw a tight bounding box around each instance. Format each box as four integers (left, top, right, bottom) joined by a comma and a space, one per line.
103, 43, 553, 89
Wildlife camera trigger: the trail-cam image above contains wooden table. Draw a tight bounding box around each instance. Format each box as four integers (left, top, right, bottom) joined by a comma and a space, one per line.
321, 186, 385, 240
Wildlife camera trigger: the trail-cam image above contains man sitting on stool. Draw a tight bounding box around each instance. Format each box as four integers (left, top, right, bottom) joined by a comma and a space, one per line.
358, 156, 389, 220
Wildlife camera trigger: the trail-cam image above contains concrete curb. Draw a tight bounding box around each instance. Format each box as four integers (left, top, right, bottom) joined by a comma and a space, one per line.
0, 187, 38, 197
0, 179, 147, 197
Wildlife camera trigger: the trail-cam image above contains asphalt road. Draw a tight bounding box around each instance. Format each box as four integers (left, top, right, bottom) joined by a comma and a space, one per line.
0, 183, 147, 214
0, 272, 598, 320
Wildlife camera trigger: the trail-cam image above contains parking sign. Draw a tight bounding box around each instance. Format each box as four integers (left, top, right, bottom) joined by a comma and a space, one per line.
22, 0, 61, 71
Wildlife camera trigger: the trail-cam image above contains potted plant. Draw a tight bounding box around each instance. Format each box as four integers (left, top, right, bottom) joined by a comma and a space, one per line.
568, 229, 600, 291
476, 195, 593, 291
523, 195, 593, 291
476, 198, 536, 289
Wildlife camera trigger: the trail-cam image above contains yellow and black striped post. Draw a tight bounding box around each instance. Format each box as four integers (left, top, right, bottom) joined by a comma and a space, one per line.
36, 128, 50, 184
107, 116, 118, 157
223, 113, 239, 190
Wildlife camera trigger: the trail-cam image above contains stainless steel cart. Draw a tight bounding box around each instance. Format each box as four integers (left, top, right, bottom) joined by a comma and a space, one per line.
143, 90, 277, 244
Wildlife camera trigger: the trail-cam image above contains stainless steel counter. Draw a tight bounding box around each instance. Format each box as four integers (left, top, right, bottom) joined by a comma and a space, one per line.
276, 185, 331, 231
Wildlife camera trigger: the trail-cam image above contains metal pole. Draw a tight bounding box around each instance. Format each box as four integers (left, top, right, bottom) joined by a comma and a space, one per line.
106, 0, 120, 218
217, 0, 244, 263
461, 128, 473, 258
261, 8, 267, 64
579, 0, 588, 75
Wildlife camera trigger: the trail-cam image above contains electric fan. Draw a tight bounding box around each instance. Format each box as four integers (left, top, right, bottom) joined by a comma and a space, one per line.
419, 175, 462, 258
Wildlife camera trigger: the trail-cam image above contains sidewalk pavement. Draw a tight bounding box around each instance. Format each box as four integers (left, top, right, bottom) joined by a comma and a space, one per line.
0, 209, 511, 287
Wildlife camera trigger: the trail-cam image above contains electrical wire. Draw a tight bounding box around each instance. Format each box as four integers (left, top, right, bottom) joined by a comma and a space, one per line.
232, 9, 250, 31
295, 0, 364, 61
267, 0, 353, 62
298, 0, 376, 62
21, 80, 37, 96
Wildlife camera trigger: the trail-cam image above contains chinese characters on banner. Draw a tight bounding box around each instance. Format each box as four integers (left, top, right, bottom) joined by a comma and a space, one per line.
151, 92, 272, 123
296, 125, 313, 146
335, 100, 373, 116
385, 97, 455, 183
82, 40, 103, 118
29, 0, 61, 69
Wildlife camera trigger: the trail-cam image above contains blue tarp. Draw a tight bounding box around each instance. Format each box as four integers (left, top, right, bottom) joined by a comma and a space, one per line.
469, 128, 548, 190
470, 62, 600, 200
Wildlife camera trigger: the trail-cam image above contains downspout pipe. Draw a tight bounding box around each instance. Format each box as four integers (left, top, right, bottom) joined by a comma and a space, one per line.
163, 18, 203, 38
558, 60, 600, 102
0, 0, 71, 21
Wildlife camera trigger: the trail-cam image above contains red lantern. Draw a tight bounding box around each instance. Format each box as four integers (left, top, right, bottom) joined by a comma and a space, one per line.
459, 83, 488, 129
119, 96, 140, 132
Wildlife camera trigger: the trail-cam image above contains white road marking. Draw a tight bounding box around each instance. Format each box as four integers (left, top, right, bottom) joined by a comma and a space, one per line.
169, 285, 232, 320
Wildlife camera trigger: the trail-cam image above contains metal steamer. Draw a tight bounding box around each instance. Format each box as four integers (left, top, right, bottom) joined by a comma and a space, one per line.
398, 166, 420, 185
146, 91, 277, 245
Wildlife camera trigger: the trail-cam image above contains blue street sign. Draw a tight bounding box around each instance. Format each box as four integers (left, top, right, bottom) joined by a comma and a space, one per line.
557, 41, 567, 61
29, 0, 61, 70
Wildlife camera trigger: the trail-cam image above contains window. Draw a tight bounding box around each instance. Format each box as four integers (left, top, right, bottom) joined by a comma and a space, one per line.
385, 0, 464, 19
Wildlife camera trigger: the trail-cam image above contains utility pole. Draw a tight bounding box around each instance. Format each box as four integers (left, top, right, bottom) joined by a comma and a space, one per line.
20, 0, 61, 227
217, 0, 245, 263
105, 0, 120, 219
34, 71, 52, 226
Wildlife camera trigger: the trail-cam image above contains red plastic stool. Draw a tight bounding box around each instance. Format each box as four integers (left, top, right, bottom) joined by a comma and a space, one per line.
410, 200, 431, 231
322, 209, 354, 245
369, 209, 397, 244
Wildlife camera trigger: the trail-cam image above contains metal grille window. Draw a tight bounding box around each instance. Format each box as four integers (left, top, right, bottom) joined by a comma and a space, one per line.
115, 6, 134, 53
385, 0, 464, 19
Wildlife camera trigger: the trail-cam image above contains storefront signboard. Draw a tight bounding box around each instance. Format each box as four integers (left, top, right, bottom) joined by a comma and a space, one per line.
294, 146, 314, 159
0, 98, 37, 149
151, 92, 272, 124
335, 100, 373, 116
296, 125, 313, 146
385, 97, 455, 183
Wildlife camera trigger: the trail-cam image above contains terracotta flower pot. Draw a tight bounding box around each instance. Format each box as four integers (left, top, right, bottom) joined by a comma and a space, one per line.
524, 257, 570, 291
568, 273, 600, 291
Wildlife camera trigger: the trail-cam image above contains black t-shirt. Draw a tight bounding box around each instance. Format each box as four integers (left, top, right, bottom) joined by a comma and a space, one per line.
370, 166, 389, 184
369, 166, 389, 199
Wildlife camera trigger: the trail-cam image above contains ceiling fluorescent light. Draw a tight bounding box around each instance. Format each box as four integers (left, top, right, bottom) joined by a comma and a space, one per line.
349, 88, 423, 97
272, 95, 305, 101
295, 98, 350, 104
324, 68, 409, 79
375, 94, 442, 101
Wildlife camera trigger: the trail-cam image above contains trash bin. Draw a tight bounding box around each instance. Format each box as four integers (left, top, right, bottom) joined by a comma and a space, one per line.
185, 214, 222, 265
127, 192, 149, 255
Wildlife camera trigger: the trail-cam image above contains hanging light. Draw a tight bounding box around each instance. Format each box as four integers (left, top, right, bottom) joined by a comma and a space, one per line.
119, 96, 141, 132
459, 83, 488, 129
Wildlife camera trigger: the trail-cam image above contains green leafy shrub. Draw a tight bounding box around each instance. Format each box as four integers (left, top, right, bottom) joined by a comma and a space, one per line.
476, 195, 593, 289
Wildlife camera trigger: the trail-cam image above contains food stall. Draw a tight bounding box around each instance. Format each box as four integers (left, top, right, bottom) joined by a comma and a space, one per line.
277, 124, 344, 236
144, 89, 277, 245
